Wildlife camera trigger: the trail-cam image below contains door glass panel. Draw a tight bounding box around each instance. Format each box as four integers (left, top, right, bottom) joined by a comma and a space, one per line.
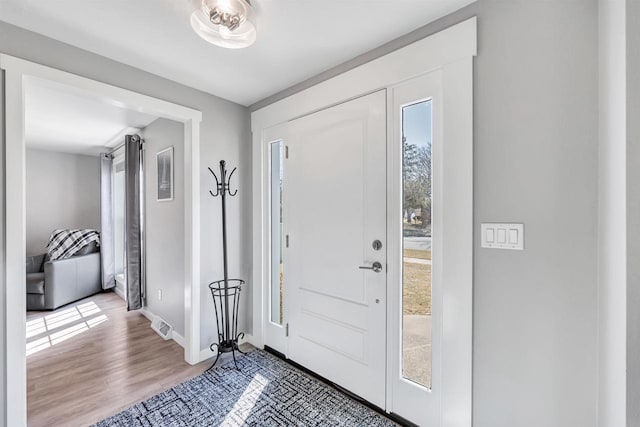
270, 141, 284, 325
401, 100, 432, 388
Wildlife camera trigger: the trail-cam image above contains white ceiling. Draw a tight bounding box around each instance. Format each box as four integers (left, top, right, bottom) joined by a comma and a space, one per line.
0, 0, 475, 106
25, 76, 158, 156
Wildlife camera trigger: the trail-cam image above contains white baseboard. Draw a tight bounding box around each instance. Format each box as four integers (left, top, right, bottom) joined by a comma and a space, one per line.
139, 307, 154, 322
114, 286, 126, 301
243, 333, 259, 348
198, 333, 256, 363
199, 347, 215, 362
172, 331, 185, 348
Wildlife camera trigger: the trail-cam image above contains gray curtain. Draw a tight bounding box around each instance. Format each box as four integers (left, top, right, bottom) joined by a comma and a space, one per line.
125, 134, 145, 310
100, 153, 115, 290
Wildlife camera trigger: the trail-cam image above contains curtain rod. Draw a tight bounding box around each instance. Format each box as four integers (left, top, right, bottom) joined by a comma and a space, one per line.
107, 141, 126, 155
106, 135, 145, 156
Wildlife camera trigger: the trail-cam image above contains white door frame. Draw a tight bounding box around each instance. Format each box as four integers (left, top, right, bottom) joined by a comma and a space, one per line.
251, 17, 475, 425
0, 54, 203, 427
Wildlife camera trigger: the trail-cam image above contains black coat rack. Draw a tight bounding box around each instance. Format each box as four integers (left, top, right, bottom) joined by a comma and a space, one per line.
207, 160, 245, 370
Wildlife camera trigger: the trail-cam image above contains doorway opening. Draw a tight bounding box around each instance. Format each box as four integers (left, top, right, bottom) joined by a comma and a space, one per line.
1, 54, 203, 426
260, 78, 443, 426
254, 56, 473, 427
20, 74, 197, 425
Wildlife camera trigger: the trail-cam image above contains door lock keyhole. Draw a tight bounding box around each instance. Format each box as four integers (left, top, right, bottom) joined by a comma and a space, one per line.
372, 240, 382, 251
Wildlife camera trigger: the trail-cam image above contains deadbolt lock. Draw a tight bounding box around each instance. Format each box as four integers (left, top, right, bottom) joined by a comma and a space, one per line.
372, 240, 382, 251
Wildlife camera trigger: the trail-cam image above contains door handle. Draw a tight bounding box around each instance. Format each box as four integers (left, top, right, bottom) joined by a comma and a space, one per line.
359, 262, 383, 273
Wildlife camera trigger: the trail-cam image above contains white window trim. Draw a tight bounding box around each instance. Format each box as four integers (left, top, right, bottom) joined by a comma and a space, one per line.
0, 54, 203, 427
261, 123, 289, 356
251, 17, 476, 426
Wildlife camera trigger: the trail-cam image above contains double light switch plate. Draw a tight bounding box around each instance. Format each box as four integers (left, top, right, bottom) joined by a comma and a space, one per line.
481, 223, 524, 250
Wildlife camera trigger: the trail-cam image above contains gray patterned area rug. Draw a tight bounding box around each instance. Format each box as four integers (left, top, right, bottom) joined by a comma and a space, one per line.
93, 349, 396, 426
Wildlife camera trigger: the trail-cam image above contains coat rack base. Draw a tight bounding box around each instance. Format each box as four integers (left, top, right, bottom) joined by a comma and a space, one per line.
208, 333, 246, 370
207, 278, 245, 371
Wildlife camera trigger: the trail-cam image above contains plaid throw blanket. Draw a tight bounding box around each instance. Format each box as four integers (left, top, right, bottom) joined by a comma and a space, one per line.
47, 229, 100, 261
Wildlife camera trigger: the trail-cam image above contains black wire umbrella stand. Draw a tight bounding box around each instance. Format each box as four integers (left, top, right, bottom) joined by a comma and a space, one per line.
207, 160, 246, 370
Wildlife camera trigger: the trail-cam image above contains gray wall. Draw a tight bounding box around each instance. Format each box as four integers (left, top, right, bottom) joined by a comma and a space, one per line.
199, 112, 252, 348
253, 2, 599, 426
627, 0, 640, 424
25, 149, 100, 255
0, 17, 251, 412
473, 3, 597, 427
141, 118, 186, 338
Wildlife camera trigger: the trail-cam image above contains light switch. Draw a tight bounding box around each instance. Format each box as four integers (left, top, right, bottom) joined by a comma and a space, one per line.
481, 223, 524, 250
485, 228, 495, 243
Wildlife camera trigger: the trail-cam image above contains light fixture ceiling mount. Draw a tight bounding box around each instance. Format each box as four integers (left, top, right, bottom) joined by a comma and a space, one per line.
191, 0, 257, 49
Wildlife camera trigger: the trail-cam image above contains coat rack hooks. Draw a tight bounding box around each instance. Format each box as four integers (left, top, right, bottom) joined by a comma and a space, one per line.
208, 161, 238, 198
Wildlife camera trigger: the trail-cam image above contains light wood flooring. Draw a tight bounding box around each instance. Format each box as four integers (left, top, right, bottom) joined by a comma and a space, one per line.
27, 291, 211, 427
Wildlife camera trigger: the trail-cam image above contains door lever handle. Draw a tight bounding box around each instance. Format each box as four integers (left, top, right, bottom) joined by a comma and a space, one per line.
359, 262, 383, 273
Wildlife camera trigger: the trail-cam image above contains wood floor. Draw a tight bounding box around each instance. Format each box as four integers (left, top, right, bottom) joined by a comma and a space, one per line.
27, 291, 211, 427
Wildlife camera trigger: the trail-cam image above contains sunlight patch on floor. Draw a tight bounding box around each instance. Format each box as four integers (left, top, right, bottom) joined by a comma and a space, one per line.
26, 301, 109, 356
221, 373, 268, 426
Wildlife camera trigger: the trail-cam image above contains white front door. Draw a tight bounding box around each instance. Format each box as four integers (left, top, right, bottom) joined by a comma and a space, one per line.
285, 91, 387, 407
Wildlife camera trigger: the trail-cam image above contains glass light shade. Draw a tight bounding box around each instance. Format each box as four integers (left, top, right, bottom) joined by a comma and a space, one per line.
190, 0, 257, 49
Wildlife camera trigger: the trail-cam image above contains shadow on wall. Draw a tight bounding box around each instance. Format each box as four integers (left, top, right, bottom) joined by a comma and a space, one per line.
25, 149, 101, 255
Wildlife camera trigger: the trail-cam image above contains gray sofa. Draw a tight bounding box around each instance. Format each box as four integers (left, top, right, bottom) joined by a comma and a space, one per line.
26, 243, 102, 311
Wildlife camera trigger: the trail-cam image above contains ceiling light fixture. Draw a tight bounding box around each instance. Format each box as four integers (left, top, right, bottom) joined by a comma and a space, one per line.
190, 0, 257, 49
